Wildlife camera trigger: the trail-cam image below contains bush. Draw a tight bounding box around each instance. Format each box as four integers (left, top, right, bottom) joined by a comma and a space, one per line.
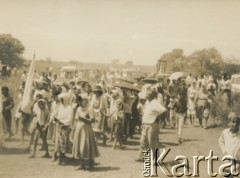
210, 92, 240, 127
210, 93, 228, 127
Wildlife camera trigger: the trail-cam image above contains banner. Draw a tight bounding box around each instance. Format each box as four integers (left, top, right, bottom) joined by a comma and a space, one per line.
20, 54, 35, 113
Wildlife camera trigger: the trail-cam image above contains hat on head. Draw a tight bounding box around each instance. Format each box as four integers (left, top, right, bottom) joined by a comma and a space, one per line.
116, 98, 123, 103
69, 80, 75, 85
142, 84, 154, 95
92, 85, 102, 92
79, 93, 88, 100
58, 92, 71, 105
34, 79, 48, 85
38, 99, 46, 104
133, 83, 138, 87
112, 89, 119, 96
138, 92, 147, 100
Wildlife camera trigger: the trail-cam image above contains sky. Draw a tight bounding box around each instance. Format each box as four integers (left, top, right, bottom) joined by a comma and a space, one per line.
1, 0, 240, 65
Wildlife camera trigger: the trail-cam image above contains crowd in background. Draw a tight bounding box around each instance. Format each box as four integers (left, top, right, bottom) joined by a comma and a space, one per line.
0, 69, 234, 169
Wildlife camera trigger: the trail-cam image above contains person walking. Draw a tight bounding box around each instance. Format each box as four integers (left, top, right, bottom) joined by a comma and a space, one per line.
136, 84, 166, 162
1, 86, 14, 139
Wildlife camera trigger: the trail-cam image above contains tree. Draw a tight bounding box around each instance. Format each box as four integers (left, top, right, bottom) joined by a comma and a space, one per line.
125, 60, 134, 67
111, 59, 121, 69
188, 47, 223, 75
45, 57, 52, 63
111, 59, 120, 65
160, 49, 187, 72
0, 34, 25, 67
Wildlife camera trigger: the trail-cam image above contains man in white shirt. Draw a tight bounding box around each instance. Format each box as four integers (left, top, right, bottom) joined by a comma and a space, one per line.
136, 84, 166, 161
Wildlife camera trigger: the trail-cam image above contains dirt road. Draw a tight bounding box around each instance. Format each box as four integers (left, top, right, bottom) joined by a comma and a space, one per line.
0, 119, 225, 178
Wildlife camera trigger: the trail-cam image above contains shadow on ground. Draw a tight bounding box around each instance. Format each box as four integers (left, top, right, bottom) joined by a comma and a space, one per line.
160, 142, 179, 148
88, 166, 120, 172
0, 147, 29, 155
183, 138, 203, 142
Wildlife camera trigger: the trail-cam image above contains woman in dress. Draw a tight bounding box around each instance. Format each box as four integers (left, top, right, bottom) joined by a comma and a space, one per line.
187, 81, 198, 127
112, 99, 125, 150
195, 85, 210, 129
72, 94, 99, 170
54, 92, 74, 165
89, 85, 109, 145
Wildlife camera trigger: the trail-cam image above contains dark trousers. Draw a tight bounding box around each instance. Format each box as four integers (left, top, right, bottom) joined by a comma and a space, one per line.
123, 113, 132, 140
33, 123, 49, 154
2, 111, 13, 136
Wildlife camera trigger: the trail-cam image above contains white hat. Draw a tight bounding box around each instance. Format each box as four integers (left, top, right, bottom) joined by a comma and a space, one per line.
79, 93, 88, 100
138, 92, 147, 100
58, 92, 71, 105
142, 84, 154, 94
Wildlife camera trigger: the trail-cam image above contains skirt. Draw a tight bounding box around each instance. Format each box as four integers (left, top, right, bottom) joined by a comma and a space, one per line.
55, 123, 71, 153
47, 122, 56, 142
93, 111, 107, 133
72, 121, 100, 160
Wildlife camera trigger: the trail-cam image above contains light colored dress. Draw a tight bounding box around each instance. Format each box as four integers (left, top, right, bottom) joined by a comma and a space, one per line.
187, 86, 197, 116
47, 100, 60, 141
54, 104, 73, 153
90, 94, 108, 133
72, 107, 99, 160
187, 99, 196, 116
196, 91, 209, 118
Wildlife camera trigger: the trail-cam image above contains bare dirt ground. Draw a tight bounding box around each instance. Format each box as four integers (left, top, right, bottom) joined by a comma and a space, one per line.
0, 118, 225, 178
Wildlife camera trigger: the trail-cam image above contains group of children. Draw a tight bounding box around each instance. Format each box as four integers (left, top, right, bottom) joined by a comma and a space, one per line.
23, 91, 101, 169
14, 78, 131, 170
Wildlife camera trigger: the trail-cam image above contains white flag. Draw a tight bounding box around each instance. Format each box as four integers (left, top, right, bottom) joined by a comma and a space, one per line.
21, 54, 35, 113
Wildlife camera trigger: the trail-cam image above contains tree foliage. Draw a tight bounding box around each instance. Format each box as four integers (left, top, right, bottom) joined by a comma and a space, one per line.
68, 60, 82, 66
0, 34, 25, 67
159, 47, 230, 76
159, 49, 187, 72
125, 60, 134, 66
187, 47, 223, 75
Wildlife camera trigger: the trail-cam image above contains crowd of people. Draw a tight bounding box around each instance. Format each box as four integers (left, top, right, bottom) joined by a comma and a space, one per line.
1, 69, 239, 172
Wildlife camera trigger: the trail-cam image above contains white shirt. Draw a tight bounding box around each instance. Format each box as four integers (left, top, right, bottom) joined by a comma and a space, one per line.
157, 93, 164, 106
21, 73, 27, 82
142, 99, 166, 124
219, 129, 240, 158
222, 80, 232, 90
56, 104, 73, 126
188, 86, 197, 99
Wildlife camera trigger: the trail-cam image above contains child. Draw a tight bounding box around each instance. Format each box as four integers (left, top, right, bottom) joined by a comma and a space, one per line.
137, 92, 147, 133
187, 94, 196, 127
54, 93, 74, 165
90, 85, 108, 146
27, 94, 43, 148
108, 89, 121, 142
1, 86, 14, 139
72, 95, 99, 170
112, 99, 124, 150
29, 99, 50, 158
219, 112, 240, 176
14, 85, 24, 135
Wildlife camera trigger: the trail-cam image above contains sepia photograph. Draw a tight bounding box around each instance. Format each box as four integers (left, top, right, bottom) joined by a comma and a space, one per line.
0, 0, 240, 177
